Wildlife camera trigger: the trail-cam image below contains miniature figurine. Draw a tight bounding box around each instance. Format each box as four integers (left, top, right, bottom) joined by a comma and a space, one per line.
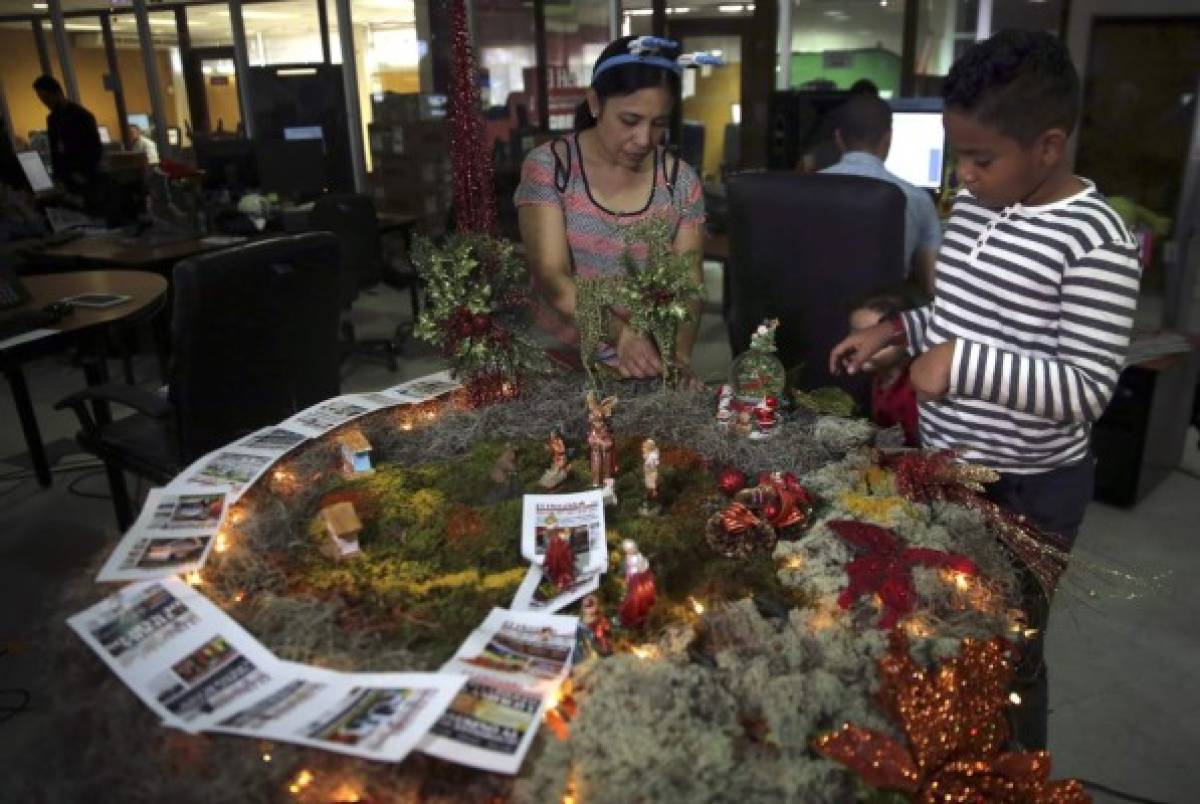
338, 430, 373, 475
619, 539, 657, 629
750, 396, 780, 440
318, 501, 363, 561
734, 409, 754, 438
586, 392, 617, 488
538, 430, 571, 489
580, 594, 612, 655
640, 438, 661, 516
489, 442, 519, 485
543, 527, 576, 590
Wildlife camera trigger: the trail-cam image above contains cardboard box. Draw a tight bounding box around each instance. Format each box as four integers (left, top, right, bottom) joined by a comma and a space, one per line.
368, 121, 449, 160
371, 92, 447, 125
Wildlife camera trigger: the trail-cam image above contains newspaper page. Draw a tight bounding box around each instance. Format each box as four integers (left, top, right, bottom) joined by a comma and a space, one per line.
211, 662, 465, 763
234, 426, 309, 457
420, 608, 577, 774
285, 397, 376, 436
176, 450, 275, 496
510, 564, 601, 614
521, 491, 607, 576
67, 579, 286, 732
383, 370, 461, 404
96, 488, 228, 583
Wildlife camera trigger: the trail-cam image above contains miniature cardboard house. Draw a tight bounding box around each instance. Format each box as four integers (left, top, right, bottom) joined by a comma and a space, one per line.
338, 430, 374, 475
319, 501, 363, 560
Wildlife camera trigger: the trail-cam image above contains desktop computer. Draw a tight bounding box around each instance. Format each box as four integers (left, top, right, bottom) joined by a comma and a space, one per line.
885, 98, 945, 191
194, 138, 259, 193
256, 139, 327, 202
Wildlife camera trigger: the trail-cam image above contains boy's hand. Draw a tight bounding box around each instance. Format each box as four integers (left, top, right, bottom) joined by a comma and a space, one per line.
829, 321, 895, 376
910, 341, 955, 400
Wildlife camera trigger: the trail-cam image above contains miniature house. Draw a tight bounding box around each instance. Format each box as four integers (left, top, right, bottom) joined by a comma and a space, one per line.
319, 501, 363, 560
338, 430, 374, 475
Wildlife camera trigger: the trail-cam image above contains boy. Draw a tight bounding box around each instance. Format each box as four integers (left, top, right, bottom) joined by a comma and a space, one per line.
829, 30, 1141, 748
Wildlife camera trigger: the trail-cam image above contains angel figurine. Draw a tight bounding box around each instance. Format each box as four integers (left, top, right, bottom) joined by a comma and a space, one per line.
538, 430, 570, 489
586, 392, 617, 488
640, 438, 661, 516
619, 539, 656, 630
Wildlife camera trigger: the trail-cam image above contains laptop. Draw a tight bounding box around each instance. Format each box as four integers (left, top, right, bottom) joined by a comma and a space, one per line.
17, 151, 55, 196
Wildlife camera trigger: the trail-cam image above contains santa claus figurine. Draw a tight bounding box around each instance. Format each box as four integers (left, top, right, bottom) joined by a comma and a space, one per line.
619, 539, 657, 630
750, 395, 780, 440
543, 528, 575, 589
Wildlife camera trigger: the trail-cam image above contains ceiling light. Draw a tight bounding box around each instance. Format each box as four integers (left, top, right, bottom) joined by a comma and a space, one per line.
718, 4, 744, 12
64, 23, 101, 31
667, 6, 692, 13
32, 2, 47, 9
625, 8, 652, 15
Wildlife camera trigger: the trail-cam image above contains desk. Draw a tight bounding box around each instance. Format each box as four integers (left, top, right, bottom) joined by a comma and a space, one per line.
28, 233, 245, 273
1, 270, 168, 488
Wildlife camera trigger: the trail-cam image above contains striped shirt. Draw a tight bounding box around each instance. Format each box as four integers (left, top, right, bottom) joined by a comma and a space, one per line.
514, 134, 705, 350
900, 180, 1141, 474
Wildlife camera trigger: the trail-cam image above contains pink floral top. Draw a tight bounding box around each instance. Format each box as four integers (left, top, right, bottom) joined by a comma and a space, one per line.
515, 133, 705, 350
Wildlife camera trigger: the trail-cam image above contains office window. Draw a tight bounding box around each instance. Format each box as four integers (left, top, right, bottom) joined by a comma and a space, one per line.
474, 0, 538, 112
790, 0, 905, 96
543, 0, 610, 131
0, 20, 64, 149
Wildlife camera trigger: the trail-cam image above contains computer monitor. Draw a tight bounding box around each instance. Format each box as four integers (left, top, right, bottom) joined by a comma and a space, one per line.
127, 113, 152, 133
256, 139, 326, 201
17, 151, 53, 192
886, 99, 945, 190
97, 125, 112, 144
194, 137, 259, 192
167, 127, 181, 146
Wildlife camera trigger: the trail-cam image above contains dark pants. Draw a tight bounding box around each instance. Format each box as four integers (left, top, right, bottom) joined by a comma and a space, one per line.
984, 456, 1095, 751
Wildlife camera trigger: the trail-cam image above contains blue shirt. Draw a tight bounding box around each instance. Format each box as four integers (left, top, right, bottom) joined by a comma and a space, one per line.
821, 151, 941, 277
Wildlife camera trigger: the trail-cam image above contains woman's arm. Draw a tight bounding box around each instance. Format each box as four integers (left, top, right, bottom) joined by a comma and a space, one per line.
519, 204, 661, 377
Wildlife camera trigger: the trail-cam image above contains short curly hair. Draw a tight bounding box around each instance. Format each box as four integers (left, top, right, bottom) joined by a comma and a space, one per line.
941, 30, 1079, 146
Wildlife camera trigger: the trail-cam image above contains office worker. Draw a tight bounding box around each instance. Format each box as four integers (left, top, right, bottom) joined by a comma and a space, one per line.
128, 123, 160, 166
32, 74, 102, 199
516, 36, 705, 386
821, 94, 942, 296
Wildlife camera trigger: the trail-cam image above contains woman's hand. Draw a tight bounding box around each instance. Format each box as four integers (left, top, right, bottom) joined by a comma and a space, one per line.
616, 325, 663, 378
674, 361, 704, 391
829, 321, 896, 376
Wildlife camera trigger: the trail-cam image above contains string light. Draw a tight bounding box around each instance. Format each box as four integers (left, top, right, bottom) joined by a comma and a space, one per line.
214, 531, 229, 554
233, 590, 246, 603
688, 596, 705, 615
1008, 692, 1022, 705
329, 782, 361, 802
288, 769, 314, 795
630, 644, 659, 660
185, 571, 203, 587
781, 555, 804, 570
261, 752, 272, 763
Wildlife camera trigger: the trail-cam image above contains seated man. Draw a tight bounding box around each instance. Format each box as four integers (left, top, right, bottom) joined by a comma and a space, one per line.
821, 94, 941, 296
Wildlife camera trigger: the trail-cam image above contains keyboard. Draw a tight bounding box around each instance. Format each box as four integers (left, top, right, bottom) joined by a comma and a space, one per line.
0, 309, 64, 341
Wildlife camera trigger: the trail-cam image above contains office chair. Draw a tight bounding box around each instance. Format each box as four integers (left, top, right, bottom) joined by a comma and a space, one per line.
56, 233, 342, 528
309, 193, 421, 372
725, 172, 906, 412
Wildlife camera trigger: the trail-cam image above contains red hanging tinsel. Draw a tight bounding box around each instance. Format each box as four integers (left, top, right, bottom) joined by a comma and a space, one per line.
447, 0, 497, 235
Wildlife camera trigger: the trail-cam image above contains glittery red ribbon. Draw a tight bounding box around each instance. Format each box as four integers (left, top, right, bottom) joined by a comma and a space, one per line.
827, 520, 979, 630
447, 0, 497, 235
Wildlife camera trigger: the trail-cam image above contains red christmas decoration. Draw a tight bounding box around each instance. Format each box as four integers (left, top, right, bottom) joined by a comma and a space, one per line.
447, 0, 497, 235
812, 631, 1089, 803
826, 520, 979, 630
707, 473, 815, 558
881, 450, 1071, 596
619, 568, 657, 630
717, 467, 748, 497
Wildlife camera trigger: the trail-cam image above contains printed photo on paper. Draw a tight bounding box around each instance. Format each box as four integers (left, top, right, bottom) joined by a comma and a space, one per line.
237, 427, 308, 454
184, 451, 273, 492
288, 399, 373, 434
510, 565, 600, 615
97, 488, 228, 582
521, 490, 607, 576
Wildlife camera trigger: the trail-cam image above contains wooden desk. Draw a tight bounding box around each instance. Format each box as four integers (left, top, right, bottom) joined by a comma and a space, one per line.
29, 233, 246, 273
1, 270, 168, 487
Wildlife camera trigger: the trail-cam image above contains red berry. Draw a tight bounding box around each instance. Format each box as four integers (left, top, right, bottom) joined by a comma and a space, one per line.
717, 468, 747, 496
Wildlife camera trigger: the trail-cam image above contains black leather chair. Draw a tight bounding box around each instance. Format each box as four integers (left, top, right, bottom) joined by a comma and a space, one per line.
309, 193, 421, 371
725, 172, 906, 411
56, 233, 342, 528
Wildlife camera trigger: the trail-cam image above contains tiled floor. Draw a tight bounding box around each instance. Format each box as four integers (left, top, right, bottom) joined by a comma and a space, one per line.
0, 267, 1196, 802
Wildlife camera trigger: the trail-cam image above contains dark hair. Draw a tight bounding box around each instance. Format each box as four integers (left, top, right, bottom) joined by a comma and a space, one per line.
854, 292, 905, 320
848, 78, 879, 97
575, 36, 682, 131
942, 29, 1080, 145
836, 94, 892, 151
32, 74, 63, 95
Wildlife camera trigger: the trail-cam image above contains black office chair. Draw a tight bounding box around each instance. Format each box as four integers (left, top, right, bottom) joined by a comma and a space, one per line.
56, 233, 342, 528
725, 172, 906, 411
309, 192, 421, 371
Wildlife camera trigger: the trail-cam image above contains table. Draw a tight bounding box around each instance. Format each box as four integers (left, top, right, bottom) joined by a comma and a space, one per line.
0, 270, 168, 488
27, 232, 244, 273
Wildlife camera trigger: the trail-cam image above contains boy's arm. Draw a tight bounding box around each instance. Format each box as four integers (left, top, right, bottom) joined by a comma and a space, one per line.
947, 242, 1141, 423
898, 304, 935, 356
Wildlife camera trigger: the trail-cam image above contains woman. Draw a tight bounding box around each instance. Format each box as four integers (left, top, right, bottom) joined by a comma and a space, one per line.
515, 36, 706, 385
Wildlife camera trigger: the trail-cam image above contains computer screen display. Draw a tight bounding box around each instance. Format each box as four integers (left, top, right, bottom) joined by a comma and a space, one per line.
284, 126, 324, 142
167, 127, 181, 146
127, 113, 151, 132
97, 125, 112, 144
885, 110, 945, 190
17, 151, 53, 192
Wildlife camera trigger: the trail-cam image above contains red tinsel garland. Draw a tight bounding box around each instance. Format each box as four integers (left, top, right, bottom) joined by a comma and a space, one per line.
447, 0, 497, 235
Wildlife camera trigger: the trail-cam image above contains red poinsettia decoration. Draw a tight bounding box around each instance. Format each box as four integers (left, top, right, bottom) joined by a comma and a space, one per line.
880, 450, 1071, 596
813, 630, 1090, 803
826, 520, 978, 629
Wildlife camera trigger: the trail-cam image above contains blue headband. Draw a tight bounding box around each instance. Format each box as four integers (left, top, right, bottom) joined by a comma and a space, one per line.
592, 36, 682, 82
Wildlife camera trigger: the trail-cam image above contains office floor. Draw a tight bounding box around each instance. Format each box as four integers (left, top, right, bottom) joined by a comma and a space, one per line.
0, 264, 1196, 802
